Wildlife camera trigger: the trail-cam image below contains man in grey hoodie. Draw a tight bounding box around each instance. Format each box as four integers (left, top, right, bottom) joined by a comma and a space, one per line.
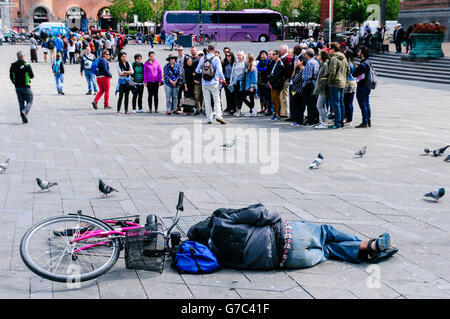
325, 42, 350, 129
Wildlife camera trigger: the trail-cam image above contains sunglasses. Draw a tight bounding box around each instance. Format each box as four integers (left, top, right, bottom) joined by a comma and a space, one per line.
177, 49, 183, 51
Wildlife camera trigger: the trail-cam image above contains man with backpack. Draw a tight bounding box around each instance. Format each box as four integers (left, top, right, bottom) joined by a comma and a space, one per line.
52, 53, 65, 95
10, 51, 34, 124
47, 36, 56, 63
80, 46, 98, 95
353, 46, 374, 128
195, 44, 226, 124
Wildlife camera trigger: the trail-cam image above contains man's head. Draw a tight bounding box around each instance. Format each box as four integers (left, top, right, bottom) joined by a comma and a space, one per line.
272, 49, 281, 61
358, 46, 369, 60
190, 46, 197, 57
306, 48, 315, 60
85, 46, 91, 54
280, 45, 288, 56
17, 51, 25, 60
329, 42, 340, 54
177, 46, 184, 56
207, 43, 215, 53
268, 50, 273, 60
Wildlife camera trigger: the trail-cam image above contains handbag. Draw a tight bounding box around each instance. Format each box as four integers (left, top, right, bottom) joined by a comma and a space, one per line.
180, 97, 197, 107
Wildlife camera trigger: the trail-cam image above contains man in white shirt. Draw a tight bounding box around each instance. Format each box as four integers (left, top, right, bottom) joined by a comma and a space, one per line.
195, 44, 226, 124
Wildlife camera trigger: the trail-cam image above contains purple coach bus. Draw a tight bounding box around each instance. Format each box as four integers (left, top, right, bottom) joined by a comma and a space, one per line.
162, 9, 287, 42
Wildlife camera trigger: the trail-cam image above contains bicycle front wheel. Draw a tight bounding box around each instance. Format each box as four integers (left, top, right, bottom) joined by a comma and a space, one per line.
20, 215, 121, 283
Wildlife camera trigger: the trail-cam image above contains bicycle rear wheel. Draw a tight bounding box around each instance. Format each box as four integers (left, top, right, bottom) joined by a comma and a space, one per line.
20, 215, 121, 283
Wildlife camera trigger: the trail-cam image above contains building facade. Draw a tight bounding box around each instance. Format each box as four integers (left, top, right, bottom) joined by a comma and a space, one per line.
398, 0, 450, 41
9, 0, 114, 31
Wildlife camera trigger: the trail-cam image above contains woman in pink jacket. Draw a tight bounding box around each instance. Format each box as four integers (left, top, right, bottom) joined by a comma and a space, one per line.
143, 51, 163, 113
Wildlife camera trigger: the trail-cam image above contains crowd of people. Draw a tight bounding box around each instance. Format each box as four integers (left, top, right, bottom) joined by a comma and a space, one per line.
12, 29, 376, 128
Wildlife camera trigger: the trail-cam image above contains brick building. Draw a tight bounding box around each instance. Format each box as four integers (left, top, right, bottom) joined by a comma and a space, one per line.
398, 0, 450, 41
9, 0, 114, 32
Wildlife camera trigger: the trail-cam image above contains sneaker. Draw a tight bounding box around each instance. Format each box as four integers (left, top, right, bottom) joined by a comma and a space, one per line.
148, 110, 152, 113
355, 123, 368, 128
166, 111, 172, 115
132, 110, 136, 114
92, 101, 98, 110
155, 110, 159, 113
125, 112, 131, 115
257, 110, 265, 114
290, 122, 300, 126
20, 111, 28, 123
234, 110, 241, 117
314, 123, 328, 129
270, 115, 280, 121
60, 91, 65, 95
216, 118, 226, 125
252, 108, 257, 117
86, 92, 92, 95
104, 106, 112, 109
173, 110, 179, 115
244, 112, 252, 117
328, 125, 339, 129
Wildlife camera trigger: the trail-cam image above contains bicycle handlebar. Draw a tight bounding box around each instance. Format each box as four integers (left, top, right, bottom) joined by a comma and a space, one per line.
177, 192, 184, 211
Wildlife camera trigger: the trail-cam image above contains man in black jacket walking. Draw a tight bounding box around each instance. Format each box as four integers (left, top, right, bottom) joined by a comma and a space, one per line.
267, 50, 285, 121
10, 51, 34, 124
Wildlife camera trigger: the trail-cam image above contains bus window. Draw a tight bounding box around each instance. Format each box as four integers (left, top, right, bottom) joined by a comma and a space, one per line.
167, 13, 198, 24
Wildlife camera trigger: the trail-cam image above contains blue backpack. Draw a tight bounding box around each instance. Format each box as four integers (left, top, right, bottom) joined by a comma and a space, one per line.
172, 241, 220, 274
52, 60, 61, 74
91, 58, 100, 76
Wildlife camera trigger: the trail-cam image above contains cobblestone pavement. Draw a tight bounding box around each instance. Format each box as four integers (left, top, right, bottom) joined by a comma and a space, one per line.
0, 41, 449, 299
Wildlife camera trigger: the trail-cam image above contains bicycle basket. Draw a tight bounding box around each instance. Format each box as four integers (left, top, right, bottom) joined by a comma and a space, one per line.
124, 221, 165, 273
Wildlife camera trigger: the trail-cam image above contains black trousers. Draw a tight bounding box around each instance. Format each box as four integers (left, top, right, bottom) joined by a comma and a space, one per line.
224, 78, 236, 112
290, 91, 304, 124
132, 84, 144, 110
302, 84, 319, 125
147, 82, 159, 111
117, 84, 131, 112
240, 90, 255, 111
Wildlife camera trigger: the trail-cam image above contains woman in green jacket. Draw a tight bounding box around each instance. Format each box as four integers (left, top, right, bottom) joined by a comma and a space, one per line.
131, 54, 145, 113
313, 50, 330, 129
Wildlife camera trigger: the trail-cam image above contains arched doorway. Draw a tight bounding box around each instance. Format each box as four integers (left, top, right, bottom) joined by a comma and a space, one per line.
33, 7, 49, 26
97, 8, 116, 30
65, 7, 87, 33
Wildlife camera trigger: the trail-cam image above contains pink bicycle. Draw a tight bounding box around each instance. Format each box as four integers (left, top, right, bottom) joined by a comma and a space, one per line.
20, 192, 184, 283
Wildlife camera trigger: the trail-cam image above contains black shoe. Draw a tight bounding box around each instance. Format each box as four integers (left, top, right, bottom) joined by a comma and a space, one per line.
60, 91, 65, 95
284, 117, 293, 122
86, 91, 92, 95
21, 111, 28, 123
92, 101, 98, 110
216, 118, 226, 125
356, 123, 368, 128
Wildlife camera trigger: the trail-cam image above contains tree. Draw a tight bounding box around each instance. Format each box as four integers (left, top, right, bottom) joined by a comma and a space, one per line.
386, 0, 400, 20
276, 0, 295, 21
345, 0, 369, 26
130, 0, 155, 23
109, 0, 132, 25
186, 0, 212, 10
296, 0, 320, 23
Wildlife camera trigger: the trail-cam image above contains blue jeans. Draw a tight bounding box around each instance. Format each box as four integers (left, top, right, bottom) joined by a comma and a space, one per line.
15, 87, 33, 113
84, 70, 98, 93
54, 73, 64, 93
344, 92, 355, 122
164, 84, 178, 111
356, 86, 371, 124
283, 221, 362, 269
328, 86, 345, 127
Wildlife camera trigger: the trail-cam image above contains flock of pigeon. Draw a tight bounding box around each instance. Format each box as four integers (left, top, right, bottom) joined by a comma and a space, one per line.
0, 142, 447, 201
0, 159, 118, 197
305, 144, 446, 202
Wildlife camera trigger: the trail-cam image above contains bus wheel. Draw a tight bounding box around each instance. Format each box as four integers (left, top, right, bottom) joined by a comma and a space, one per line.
259, 34, 268, 42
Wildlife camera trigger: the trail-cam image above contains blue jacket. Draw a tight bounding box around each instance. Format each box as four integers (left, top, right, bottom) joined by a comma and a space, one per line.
55, 38, 64, 52
240, 67, 258, 92
97, 58, 112, 78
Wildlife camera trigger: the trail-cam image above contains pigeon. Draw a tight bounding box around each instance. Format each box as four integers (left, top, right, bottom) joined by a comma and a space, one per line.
432, 145, 450, 157
444, 155, 450, 162
0, 158, 10, 174
424, 147, 431, 154
424, 187, 445, 201
222, 138, 236, 148
99, 179, 118, 197
36, 178, 58, 191
355, 146, 367, 158
309, 153, 324, 169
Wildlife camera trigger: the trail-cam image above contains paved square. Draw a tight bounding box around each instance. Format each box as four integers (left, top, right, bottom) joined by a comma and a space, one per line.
0, 41, 449, 299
